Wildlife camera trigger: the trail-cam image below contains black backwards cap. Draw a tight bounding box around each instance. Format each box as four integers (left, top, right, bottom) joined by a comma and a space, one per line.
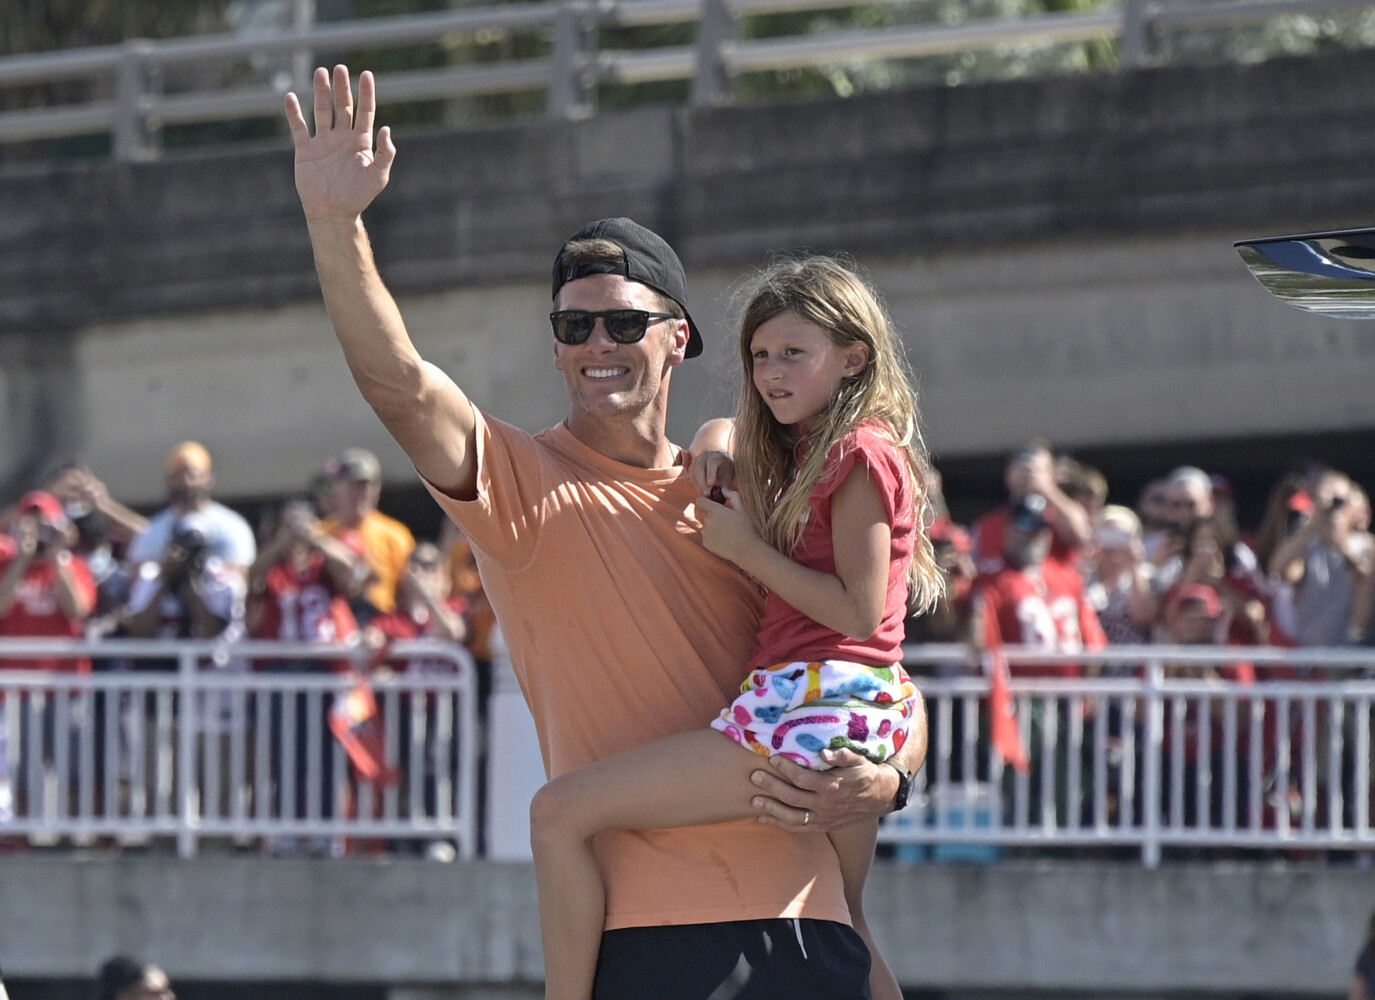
552, 217, 703, 359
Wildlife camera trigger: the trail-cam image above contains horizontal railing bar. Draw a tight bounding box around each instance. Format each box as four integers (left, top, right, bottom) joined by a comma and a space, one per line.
139, 6, 565, 67
0, 102, 118, 142
0, 45, 125, 86
1148, 0, 1375, 31
597, 46, 697, 83
724, 11, 1122, 73
141, 60, 556, 127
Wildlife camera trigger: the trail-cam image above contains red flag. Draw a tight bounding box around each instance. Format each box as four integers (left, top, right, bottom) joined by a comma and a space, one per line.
982, 603, 1030, 775
329, 675, 398, 786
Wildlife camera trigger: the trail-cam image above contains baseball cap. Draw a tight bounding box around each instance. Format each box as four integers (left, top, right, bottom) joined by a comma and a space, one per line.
325, 448, 381, 483
552, 218, 703, 359
19, 490, 67, 528
1174, 583, 1222, 618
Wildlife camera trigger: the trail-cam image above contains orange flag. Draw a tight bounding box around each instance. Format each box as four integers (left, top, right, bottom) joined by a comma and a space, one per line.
982, 604, 1030, 775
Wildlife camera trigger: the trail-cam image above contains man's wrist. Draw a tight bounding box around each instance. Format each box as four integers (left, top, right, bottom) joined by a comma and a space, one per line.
882, 759, 914, 813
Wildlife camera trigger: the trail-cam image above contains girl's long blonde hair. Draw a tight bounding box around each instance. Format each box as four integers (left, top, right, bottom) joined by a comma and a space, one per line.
732, 255, 944, 615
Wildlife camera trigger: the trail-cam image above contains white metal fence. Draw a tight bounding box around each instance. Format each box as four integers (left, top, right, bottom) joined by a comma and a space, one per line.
2, 0, 1372, 160
2, 638, 1373, 866
880, 643, 1375, 866
0, 637, 478, 859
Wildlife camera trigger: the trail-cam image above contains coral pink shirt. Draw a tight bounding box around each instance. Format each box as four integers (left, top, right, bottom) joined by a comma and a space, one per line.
751, 423, 915, 671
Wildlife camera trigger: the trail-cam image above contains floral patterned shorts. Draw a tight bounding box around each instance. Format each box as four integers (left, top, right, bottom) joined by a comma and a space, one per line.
709, 659, 917, 769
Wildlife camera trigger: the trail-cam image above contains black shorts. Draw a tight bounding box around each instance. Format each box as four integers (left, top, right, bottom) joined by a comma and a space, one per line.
592, 918, 872, 1000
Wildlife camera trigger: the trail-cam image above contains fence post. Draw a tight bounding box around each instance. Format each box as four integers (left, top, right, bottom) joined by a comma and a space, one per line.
1119, 0, 1150, 69
691, 0, 738, 107
114, 40, 158, 162
177, 647, 198, 858
291, 0, 317, 99
1140, 657, 1163, 868
550, 1, 595, 120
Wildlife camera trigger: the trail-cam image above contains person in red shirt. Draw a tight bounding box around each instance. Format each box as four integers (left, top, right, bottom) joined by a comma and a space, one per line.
0, 491, 96, 668
365, 542, 473, 855
971, 495, 1107, 679
971, 494, 1106, 828
0, 491, 97, 827
971, 441, 1093, 575
247, 499, 366, 852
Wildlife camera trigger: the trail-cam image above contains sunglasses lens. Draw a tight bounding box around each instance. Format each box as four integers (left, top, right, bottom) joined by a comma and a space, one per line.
552, 313, 594, 345
552, 311, 653, 345
605, 311, 649, 343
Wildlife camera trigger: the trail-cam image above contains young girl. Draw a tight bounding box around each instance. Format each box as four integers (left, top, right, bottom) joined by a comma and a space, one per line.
529, 255, 943, 1000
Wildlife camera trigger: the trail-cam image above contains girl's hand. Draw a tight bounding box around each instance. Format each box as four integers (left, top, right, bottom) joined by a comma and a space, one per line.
689, 449, 735, 499
698, 487, 759, 563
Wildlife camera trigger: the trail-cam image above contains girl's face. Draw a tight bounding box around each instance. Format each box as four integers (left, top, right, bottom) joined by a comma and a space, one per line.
748, 312, 868, 427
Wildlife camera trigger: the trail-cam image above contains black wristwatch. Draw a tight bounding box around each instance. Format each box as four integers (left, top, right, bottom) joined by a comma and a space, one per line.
884, 759, 914, 813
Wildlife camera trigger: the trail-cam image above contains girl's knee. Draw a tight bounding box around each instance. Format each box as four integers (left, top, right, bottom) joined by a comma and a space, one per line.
529, 775, 583, 846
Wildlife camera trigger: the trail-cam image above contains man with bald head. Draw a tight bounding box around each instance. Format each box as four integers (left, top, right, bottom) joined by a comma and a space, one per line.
125, 442, 256, 575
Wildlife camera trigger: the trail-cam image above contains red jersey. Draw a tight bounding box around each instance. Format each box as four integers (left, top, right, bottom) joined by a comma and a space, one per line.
972, 561, 1106, 678
0, 548, 96, 672
750, 423, 915, 671
972, 504, 1082, 575
251, 554, 358, 671
370, 598, 471, 677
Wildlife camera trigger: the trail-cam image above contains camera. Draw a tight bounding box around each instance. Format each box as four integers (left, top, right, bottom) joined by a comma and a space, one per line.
171, 524, 210, 562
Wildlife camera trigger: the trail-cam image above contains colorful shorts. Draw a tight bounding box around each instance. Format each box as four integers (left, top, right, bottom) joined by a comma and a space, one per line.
710, 659, 916, 769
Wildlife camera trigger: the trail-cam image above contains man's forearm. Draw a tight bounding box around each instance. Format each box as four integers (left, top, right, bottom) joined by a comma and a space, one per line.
309, 217, 427, 416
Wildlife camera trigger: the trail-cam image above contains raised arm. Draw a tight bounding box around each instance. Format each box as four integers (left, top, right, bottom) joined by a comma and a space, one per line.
285, 66, 478, 500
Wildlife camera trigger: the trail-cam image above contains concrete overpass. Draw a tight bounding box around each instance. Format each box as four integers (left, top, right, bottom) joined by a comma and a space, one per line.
3, 50, 1375, 513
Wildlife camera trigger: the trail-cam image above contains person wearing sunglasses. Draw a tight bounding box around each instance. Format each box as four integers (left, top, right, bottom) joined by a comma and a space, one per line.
286, 65, 925, 1000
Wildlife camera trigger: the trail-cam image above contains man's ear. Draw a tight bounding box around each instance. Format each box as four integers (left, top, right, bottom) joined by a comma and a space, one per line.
666, 318, 691, 367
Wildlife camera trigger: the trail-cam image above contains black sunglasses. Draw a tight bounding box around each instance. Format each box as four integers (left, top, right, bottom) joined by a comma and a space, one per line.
549, 309, 678, 346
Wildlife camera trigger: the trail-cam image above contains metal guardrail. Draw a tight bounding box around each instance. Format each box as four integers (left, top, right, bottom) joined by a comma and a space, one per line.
1, 0, 1371, 160
1, 638, 1372, 868
879, 643, 1375, 867
0, 637, 478, 859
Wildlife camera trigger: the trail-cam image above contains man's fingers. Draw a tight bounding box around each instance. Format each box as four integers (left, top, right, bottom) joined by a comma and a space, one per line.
312, 66, 333, 131
818, 747, 868, 769
332, 64, 354, 127
750, 760, 819, 805
356, 70, 378, 136
375, 125, 397, 174
284, 92, 311, 145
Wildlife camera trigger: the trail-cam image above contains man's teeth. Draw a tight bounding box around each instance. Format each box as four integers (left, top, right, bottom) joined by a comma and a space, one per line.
585, 367, 626, 378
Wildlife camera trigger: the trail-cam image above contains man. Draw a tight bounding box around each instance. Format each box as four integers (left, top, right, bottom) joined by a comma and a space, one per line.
971, 495, 1105, 827
285, 65, 923, 997
125, 442, 255, 581
318, 447, 414, 622
971, 440, 1092, 574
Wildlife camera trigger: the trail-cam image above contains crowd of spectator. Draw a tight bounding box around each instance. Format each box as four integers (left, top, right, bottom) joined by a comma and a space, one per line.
0, 436, 1372, 855
0, 441, 491, 857
905, 441, 1375, 848
908, 440, 1375, 655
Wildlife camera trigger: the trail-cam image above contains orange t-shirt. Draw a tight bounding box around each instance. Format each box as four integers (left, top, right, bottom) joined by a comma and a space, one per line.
425, 412, 852, 931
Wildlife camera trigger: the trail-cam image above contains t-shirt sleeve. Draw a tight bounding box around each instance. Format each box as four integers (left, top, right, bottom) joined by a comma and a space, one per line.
810, 427, 906, 525
421, 409, 549, 572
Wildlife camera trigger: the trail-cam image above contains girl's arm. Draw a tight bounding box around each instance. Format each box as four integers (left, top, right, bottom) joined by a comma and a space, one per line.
701, 464, 890, 641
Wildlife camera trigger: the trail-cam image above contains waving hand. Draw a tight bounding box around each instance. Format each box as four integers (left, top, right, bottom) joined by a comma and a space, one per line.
285, 66, 396, 223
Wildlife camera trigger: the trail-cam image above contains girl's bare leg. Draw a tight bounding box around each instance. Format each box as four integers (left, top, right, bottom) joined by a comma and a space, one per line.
829, 819, 903, 1000
529, 729, 776, 1000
